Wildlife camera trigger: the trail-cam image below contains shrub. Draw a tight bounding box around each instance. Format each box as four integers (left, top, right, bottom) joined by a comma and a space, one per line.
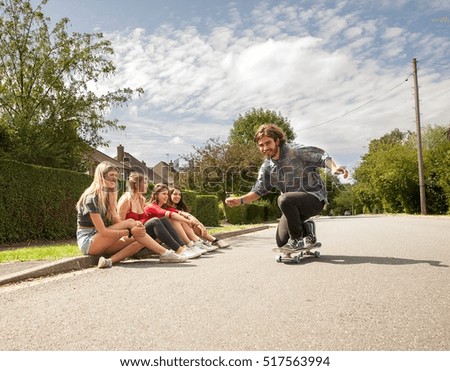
181, 190, 197, 212
0, 159, 91, 244
195, 195, 219, 227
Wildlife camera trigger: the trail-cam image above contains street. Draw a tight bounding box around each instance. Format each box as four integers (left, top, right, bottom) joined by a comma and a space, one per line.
0, 215, 449, 351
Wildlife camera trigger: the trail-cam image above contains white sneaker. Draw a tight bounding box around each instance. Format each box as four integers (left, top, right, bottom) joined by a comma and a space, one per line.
98, 256, 112, 268
212, 239, 230, 249
159, 250, 188, 263
202, 241, 219, 252
192, 240, 207, 254
181, 246, 202, 259
195, 240, 217, 252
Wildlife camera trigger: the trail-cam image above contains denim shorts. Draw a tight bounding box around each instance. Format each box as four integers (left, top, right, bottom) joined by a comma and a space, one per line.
76, 228, 97, 255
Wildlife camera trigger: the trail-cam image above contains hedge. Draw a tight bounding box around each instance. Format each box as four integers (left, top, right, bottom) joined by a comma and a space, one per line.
181, 190, 197, 213
195, 195, 219, 227
0, 159, 91, 244
224, 199, 281, 224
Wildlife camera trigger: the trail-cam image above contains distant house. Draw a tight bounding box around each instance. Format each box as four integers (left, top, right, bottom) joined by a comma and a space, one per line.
85, 147, 131, 179
85, 144, 178, 186
115, 144, 152, 182
151, 160, 176, 186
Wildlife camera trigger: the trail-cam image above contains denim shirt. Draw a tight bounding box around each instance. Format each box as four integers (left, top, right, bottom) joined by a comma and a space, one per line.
251, 143, 331, 203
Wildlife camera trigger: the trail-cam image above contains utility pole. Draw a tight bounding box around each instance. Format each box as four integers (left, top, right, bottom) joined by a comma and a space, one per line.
412, 58, 427, 215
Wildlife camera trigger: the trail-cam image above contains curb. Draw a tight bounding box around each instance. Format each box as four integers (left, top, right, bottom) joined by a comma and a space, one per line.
0, 256, 97, 286
0, 225, 273, 286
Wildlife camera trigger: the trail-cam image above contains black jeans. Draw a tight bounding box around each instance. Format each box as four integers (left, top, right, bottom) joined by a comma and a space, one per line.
276, 192, 324, 247
144, 217, 185, 251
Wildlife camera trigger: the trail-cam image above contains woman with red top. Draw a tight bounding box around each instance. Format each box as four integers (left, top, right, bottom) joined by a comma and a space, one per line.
118, 173, 201, 259
146, 183, 213, 253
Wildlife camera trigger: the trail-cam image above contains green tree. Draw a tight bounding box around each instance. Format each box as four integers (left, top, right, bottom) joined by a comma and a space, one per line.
353, 129, 420, 213
227, 107, 296, 196
229, 107, 296, 146
422, 125, 450, 214
0, 0, 143, 170
323, 172, 359, 215
353, 126, 450, 215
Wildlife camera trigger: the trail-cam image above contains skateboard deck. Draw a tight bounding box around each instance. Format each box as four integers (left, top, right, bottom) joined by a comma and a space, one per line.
272, 242, 321, 263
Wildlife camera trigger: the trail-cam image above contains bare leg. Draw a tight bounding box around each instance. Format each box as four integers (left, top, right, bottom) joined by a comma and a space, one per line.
168, 220, 192, 244
90, 233, 166, 263
194, 230, 215, 243
180, 221, 200, 241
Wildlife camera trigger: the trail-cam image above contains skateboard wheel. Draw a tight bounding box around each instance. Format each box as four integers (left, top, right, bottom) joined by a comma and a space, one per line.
276, 255, 282, 263
314, 251, 320, 258
294, 255, 301, 263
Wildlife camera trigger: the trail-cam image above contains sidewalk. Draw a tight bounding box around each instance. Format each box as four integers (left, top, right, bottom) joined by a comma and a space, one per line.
0, 225, 272, 286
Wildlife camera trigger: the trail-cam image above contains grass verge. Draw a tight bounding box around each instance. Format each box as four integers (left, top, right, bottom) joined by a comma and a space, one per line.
0, 244, 80, 263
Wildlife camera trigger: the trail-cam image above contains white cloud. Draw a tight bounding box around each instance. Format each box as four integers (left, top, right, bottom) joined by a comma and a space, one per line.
94, 0, 449, 169
169, 136, 184, 145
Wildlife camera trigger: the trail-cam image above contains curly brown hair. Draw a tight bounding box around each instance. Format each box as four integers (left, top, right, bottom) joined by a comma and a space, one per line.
253, 123, 287, 146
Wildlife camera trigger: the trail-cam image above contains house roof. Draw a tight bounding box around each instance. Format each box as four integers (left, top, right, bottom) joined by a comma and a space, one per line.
87, 148, 131, 170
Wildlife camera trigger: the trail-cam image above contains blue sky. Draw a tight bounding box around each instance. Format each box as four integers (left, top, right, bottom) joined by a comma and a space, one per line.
39, 0, 450, 172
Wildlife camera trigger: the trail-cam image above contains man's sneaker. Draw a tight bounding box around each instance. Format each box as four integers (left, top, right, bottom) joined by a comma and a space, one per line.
304, 236, 317, 248
159, 250, 188, 263
282, 238, 305, 252
98, 256, 112, 268
181, 246, 202, 259
212, 239, 230, 249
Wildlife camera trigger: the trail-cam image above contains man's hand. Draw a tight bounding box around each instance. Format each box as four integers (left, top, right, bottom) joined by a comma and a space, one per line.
225, 197, 241, 208
334, 166, 349, 179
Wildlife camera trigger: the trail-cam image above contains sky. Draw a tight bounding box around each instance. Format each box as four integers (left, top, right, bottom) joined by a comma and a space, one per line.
39, 0, 450, 171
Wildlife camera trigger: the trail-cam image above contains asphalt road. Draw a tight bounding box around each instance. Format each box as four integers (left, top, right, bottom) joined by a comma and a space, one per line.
0, 215, 449, 351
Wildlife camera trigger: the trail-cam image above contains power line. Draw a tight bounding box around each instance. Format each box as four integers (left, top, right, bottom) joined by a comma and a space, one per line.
299, 73, 413, 132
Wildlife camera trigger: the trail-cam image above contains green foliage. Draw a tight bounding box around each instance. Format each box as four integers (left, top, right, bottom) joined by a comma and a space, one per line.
224, 204, 247, 225
244, 204, 265, 224
229, 107, 296, 145
195, 195, 219, 227
261, 198, 282, 221
182, 190, 197, 212
224, 198, 280, 224
422, 126, 450, 213
218, 202, 226, 221
0, 159, 91, 243
353, 125, 450, 214
315, 169, 358, 216
0, 0, 143, 170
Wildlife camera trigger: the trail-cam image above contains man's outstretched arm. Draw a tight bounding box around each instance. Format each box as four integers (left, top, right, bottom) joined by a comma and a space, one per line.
225, 191, 261, 207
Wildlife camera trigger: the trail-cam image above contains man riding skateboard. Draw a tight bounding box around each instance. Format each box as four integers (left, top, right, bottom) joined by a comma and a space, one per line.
226, 123, 348, 253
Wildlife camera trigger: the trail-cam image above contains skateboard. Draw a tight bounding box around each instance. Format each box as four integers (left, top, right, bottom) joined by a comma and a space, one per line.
272, 242, 321, 263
